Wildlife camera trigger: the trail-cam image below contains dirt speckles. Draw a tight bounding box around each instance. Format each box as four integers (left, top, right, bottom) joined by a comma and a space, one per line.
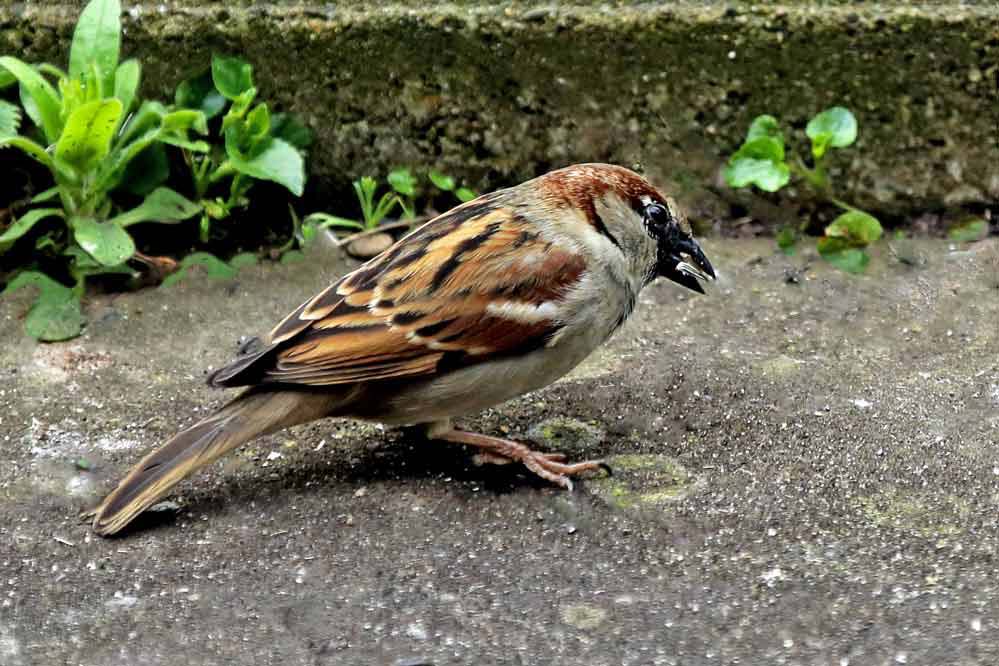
28, 344, 113, 383
1, 238, 999, 664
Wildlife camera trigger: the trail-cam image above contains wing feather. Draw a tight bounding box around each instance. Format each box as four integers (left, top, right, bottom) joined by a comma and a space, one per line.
208, 193, 586, 389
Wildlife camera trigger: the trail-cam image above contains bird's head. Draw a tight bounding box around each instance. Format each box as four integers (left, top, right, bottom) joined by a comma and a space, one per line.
639, 195, 716, 294
538, 163, 716, 294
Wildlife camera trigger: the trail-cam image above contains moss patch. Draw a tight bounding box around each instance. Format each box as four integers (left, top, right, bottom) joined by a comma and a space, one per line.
857, 488, 972, 538
528, 417, 605, 458
560, 603, 609, 631
588, 453, 696, 510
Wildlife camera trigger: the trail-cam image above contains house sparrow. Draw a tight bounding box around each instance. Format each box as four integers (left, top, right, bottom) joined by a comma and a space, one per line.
87, 163, 715, 536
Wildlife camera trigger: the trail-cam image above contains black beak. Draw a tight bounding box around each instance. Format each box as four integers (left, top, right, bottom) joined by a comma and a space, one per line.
658, 236, 715, 294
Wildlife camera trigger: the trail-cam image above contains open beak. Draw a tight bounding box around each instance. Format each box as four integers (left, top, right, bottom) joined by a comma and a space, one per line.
661, 237, 716, 294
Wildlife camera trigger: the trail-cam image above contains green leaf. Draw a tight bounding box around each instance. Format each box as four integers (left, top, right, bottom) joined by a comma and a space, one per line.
91, 126, 159, 194
162, 108, 208, 135
0, 208, 64, 251
732, 136, 785, 163
30, 187, 60, 204
175, 69, 227, 119
65, 245, 135, 278
203, 199, 228, 220
806, 107, 857, 159
776, 227, 797, 255
199, 213, 211, 241
55, 98, 123, 172
299, 221, 317, 244
455, 187, 476, 202
725, 133, 790, 192
0, 57, 63, 142
302, 212, 364, 231
817, 237, 870, 274
18, 82, 41, 133
64, 244, 101, 271
397, 197, 416, 220
2, 271, 85, 341
58, 76, 86, 119
36, 63, 68, 81
228, 137, 304, 196
161, 252, 236, 287
723, 157, 790, 192
270, 112, 313, 149
0, 135, 54, 168
225, 87, 257, 123
71, 216, 135, 266
0, 65, 14, 88
35, 235, 58, 251
29, 292, 86, 341
229, 252, 258, 269
109, 187, 202, 227
428, 170, 455, 191
69, 0, 121, 96
154, 108, 210, 154
221, 104, 269, 158
370, 192, 400, 227
817, 210, 881, 275
746, 115, 783, 145
0, 99, 21, 137
947, 217, 989, 243
117, 100, 166, 144
824, 210, 883, 247
280, 250, 305, 264
211, 55, 254, 101
158, 134, 210, 153
113, 58, 140, 114
119, 143, 169, 196
244, 104, 270, 145
388, 168, 417, 196
354, 177, 378, 224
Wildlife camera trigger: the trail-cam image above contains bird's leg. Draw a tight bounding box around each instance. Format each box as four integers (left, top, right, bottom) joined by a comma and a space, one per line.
426, 420, 611, 490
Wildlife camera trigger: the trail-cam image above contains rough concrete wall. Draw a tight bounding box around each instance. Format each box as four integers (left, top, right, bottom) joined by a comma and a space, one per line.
1, 2, 997, 221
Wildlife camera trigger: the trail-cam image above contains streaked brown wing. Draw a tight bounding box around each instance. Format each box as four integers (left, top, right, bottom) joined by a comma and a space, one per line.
209, 194, 586, 388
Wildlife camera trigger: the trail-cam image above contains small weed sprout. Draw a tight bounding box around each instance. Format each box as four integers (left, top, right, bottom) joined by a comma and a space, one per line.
299, 169, 478, 250
724, 107, 883, 273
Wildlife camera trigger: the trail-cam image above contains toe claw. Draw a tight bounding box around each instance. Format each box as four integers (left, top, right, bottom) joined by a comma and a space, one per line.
597, 461, 614, 477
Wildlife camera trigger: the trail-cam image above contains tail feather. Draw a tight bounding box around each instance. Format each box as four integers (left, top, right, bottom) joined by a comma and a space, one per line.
88, 389, 338, 536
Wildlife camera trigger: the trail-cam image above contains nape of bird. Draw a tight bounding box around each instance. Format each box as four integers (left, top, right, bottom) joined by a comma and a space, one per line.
86, 163, 715, 536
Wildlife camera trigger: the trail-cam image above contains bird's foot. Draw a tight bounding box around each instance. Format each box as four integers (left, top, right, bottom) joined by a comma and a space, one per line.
432, 427, 611, 490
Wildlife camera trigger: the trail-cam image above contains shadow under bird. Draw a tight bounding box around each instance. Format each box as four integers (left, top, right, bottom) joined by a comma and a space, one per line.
86, 163, 716, 536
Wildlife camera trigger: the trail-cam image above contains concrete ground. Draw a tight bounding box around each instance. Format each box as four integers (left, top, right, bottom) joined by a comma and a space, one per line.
2, 238, 999, 665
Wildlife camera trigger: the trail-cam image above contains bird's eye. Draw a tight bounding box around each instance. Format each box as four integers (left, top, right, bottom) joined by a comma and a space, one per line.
644, 202, 673, 228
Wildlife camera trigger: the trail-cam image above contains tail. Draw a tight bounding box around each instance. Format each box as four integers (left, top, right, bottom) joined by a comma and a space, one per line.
88, 388, 338, 536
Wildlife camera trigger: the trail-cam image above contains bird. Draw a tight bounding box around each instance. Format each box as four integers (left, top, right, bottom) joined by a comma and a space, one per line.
86, 163, 715, 536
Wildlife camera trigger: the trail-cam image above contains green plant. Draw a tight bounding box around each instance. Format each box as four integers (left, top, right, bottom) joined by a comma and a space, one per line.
428, 170, 476, 204
353, 176, 402, 229
298, 169, 479, 251
160, 251, 258, 287
947, 217, 989, 243
298, 175, 403, 245
388, 167, 419, 219
174, 55, 311, 242
0, 0, 206, 340
387, 167, 477, 219
724, 107, 883, 273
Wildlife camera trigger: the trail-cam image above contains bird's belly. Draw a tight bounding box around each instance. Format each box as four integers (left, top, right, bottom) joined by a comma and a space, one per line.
352, 327, 607, 426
